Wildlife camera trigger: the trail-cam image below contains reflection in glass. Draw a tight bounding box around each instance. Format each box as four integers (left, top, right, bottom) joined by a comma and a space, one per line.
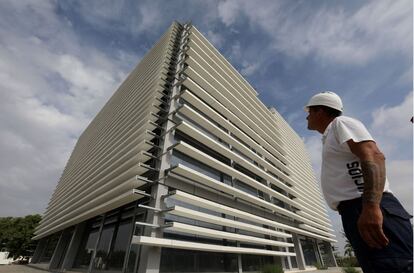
125, 212, 146, 273
234, 179, 258, 197
241, 254, 273, 272
171, 151, 222, 182
160, 248, 237, 273
290, 256, 298, 268
300, 238, 318, 266
107, 220, 133, 270
93, 225, 115, 271
54, 229, 74, 269
73, 228, 99, 269
39, 233, 61, 263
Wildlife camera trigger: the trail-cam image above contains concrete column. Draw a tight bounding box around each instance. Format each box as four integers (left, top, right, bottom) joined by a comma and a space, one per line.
137, 23, 188, 273
31, 237, 48, 263
237, 242, 242, 273
282, 237, 292, 270
292, 234, 306, 270
61, 222, 87, 271
137, 183, 169, 273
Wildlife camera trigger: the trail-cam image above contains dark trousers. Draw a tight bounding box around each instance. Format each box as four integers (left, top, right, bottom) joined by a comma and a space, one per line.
338, 193, 413, 273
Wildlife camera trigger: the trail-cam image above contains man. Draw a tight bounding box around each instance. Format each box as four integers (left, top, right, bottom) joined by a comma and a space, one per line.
305, 91, 413, 273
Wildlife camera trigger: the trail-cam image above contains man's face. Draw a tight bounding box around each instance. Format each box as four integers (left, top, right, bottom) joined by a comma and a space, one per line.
306, 107, 321, 131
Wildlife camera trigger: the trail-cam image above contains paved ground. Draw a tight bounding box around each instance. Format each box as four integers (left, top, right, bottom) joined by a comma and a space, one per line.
0, 265, 361, 273
0, 265, 48, 273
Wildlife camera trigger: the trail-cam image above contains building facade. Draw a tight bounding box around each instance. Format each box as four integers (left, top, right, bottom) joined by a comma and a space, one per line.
32, 22, 337, 273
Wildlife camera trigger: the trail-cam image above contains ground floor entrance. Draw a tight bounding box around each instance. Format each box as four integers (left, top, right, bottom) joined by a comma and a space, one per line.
31, 200, 336, 273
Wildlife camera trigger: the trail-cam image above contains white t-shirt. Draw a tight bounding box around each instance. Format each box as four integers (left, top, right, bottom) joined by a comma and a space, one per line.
321, 116, 391, 210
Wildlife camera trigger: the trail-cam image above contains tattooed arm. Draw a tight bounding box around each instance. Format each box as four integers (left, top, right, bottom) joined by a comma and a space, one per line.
347, 139, 389, 249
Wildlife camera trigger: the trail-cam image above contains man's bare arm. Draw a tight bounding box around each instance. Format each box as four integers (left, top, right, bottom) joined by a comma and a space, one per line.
347, 139, 389, 249
348, 141, 386, 204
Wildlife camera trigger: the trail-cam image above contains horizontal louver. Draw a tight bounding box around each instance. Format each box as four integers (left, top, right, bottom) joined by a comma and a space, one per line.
33, 23, 181, 240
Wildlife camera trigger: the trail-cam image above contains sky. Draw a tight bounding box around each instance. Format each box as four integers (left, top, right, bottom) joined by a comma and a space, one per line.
0, 0, 412, 255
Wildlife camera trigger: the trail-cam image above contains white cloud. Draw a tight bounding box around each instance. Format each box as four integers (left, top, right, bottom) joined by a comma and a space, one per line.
387, 160, 413, 214
206, 30, 224, 48
240, 61, 259, 77
369, 92, 413, 214
304, 134, 323, 178
0, 1, 134, 216
398, 67, 413, 85
217, 0, 241, 26
229, 41, 242, 59
218, 0, 412, 65
371, 91, 413, 144
72, 1, 162, 36
137, 4, 163, 33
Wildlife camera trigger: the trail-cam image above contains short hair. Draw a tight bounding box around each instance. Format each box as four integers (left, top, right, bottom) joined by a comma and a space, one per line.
310, 105, 342, 117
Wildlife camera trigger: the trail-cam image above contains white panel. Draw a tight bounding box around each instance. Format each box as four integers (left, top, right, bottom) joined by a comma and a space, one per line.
34, 23, 180, 239
170, 164, 333, 233
165, 222, 294, 247
168, 205, 291, 239
174, 141, 291, 205
168, 190, 336, 243
34, 190, 145, 239
132, 236, 296, 256
180, 89, 290, 173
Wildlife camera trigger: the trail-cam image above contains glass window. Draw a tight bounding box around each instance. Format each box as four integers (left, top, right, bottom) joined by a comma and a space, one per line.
54, 228, 74, 269
234, 164, 262, 182
300, 238, 318, 266
93, 224, 115, 271
160, 248, 237, 272
125, 211, 146, 273
73, 227, 100, 269
174, 131, 231, 165
290, 256, 298, 268
171, 151, 222, 182
39, 232, 61, 263
283, 257, 289, 269
232, 147, 254, 164
198, 252, 237, 272
241, 254, 273, 272
318, 241, 334, 267
178, 113, 229, 147
107, 220, 133, 270
160, 248, 196, 272
221, 173, 232, 186
121, 206, 135, 220
272, 197, 286, 208
71, 203, 138, 272
234, 180, 257, 197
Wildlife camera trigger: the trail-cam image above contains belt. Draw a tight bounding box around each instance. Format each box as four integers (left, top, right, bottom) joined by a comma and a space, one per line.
337, 192, 392, 214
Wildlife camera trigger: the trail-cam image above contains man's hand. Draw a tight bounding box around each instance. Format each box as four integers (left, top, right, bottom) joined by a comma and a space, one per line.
357, 203, 389, 249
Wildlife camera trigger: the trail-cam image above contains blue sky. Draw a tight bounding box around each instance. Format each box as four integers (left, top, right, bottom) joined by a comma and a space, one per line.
0, 0, 412, 254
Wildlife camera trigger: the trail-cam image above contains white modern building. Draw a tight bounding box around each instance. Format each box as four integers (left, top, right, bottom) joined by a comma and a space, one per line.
31, 21, 337, 273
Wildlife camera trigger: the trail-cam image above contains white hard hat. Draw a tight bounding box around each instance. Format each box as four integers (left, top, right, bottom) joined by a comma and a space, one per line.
305, 91, 343, 112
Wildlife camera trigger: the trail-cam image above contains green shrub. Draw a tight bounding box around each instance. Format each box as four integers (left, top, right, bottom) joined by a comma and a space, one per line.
261, 264, 284, 273
314, 261, 328, 270
341, 256, 359, 267
342, 267, 360, 273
